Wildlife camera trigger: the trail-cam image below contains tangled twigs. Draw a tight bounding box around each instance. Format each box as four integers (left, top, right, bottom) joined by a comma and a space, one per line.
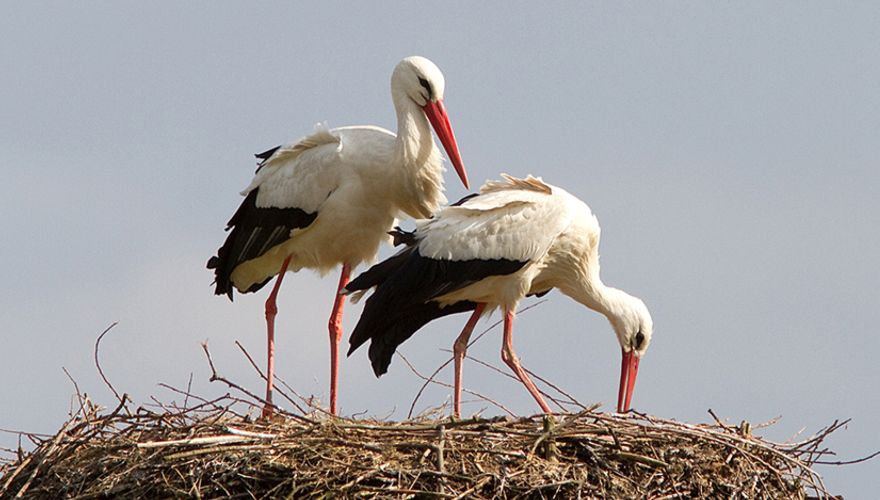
405, 300, 551, 418
199, 342, 315, 424
232, 340, 312, 415
397, 352, 516, 417
1, 326, 871, 498
1, 392, 862, 499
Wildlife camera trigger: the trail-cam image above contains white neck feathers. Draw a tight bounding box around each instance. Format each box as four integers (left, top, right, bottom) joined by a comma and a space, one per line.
391, 93, 445, 219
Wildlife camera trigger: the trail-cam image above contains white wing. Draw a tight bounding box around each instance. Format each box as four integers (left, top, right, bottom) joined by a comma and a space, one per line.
240, 124, 343, 213
417, 175, 574, 263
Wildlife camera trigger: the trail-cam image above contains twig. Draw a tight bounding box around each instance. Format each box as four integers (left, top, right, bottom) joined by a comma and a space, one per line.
405, 319, 501, 419
183, 372, 193, 410
461, 353, 568, 412
707, 408, 734, 431
200, 342, 314, 424
61, 367, 83, 403
813, 449, 880, 466
356, 485, 456, 498
157, 383, 232, 415
12, 411, 79, 498
612, 451, 669, 469
397, 352, 516, 417
233, 340, 310, 415
436, 425, 446, 474
137, 434, 266, 449
94, 322, 129, 412
522, 366, 588, 411
0, 429, 52, 438
161, 443, 274, 461
224, 427, 277, 439
1, 404, 844, 498
406, 300, 548, 418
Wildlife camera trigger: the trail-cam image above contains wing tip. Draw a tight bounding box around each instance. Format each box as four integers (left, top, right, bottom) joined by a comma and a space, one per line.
389, 226, 417, 247
481, 173, 552, 195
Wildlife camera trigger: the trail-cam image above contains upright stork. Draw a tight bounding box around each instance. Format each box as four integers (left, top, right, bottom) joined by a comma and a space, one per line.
208, 56, 469, 417
344, 175, 653, 417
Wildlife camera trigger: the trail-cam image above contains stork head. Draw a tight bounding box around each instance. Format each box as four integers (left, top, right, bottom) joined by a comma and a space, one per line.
607, 293, 653, 414
394, 56, 446, 107
392, 56, 469, 189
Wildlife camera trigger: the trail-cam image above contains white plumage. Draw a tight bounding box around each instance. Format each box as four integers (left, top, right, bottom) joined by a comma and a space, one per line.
417, 177, 577, 284
345, 175, 653, 417
208, 56, 469, 417
232, 125, 438, 285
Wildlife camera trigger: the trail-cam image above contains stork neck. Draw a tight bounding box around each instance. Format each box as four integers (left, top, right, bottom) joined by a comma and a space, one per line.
565, 271, 634, 325
392, 93, 438, 169
388, 91, 446, 218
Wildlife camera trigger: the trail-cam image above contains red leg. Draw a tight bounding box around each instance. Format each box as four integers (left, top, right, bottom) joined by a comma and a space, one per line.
262, 256, 291, 419
500, 309, 551, 413
328, 263, 352, 415
452, 304, 486, 418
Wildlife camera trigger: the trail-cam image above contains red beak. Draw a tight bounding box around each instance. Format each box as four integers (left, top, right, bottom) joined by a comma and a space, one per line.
617, 348, 640, 413
422, 99, 469, 190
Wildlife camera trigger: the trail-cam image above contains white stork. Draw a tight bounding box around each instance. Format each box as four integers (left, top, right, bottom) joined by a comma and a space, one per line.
207, 56, 469, 417
344, 175, 653, 417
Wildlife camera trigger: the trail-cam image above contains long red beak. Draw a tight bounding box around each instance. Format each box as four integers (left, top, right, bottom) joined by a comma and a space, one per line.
617, 349, 640, 413
423, 99, 469, 189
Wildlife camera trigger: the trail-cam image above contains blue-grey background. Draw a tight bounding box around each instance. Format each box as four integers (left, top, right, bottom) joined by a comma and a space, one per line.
2, 3, 877, 495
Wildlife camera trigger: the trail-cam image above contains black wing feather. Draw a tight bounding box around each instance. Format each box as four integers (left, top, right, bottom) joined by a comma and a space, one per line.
346, 248, 527, 376
366, 300, 478, 376
254, 145, 281, 161
254, 145, 281, 173
388, 226, 417, 247
450, 192, 479, 207
207, 189, 317, 300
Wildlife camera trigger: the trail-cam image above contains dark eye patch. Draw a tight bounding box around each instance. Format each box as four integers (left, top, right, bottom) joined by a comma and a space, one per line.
635, 331, 645, 349
418, 77, 433, 98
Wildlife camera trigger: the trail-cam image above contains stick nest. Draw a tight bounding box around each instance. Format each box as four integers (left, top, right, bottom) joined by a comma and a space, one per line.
1, 395, 845, 499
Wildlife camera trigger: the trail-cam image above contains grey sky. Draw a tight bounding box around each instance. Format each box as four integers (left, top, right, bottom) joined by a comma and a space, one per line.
2, 2, 878, 495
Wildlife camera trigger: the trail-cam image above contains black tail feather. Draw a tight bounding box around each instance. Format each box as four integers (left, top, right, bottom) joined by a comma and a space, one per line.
344, 246, 414, 295
208, 189, 317, 300
388, 226, 417, 247
450, 192, 479, 207
255, 145, 281, 161
365, 301, 478, 376
346, 248, 527, 376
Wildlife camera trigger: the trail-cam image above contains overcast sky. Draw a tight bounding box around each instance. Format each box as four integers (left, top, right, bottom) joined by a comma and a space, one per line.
2, 2, 878, 495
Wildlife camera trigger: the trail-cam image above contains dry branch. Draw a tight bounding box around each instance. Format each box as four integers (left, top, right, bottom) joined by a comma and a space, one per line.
0, 322, 866, 498
0, 393, 854, 499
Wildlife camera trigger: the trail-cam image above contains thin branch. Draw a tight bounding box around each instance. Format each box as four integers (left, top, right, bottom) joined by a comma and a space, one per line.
61, 367, 83, 403
707, 409, 735, 432
156, 383, 243, 417
93, 322, 128, 412
522, 366, 588, 411
233, 340, 310, 415
813, 449, 880, 466
200, 342, 314, 424
406, 300, 548, 418
398, 352, 516, 418
183, 372, 193, 410
462, 354, 568, 412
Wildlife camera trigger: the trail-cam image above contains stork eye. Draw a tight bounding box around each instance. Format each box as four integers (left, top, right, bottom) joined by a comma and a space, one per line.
634, 331, 645, 349
418, 77, 433, 98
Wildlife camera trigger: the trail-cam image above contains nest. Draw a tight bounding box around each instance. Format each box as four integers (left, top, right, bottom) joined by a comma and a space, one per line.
1, 393, 849, 499
3, 328, 863, 499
